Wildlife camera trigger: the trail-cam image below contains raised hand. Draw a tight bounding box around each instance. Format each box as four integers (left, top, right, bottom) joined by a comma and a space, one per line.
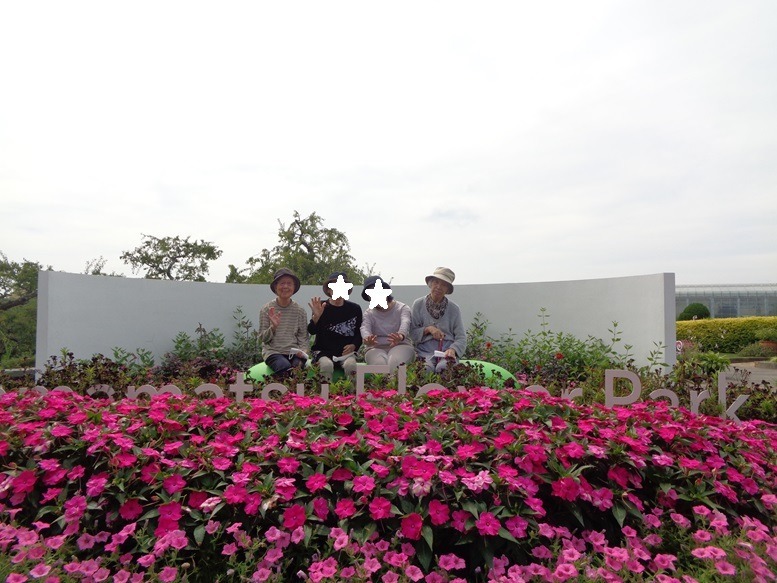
268, 307, 281, 330
309, 296, 326, 323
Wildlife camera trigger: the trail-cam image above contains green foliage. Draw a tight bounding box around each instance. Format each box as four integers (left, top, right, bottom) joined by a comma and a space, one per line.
754, 326, 777, 342
737, 341, 777, 358
0, 252, 46, 368
0, 298, 36, 368
464, 309, 632, 389
0, 251, 44, 312
677, 316, 777, 353
677, 302, 711, 321
226, 211, 369, 285
120, 234, 223, 281
37, 350, 148, 393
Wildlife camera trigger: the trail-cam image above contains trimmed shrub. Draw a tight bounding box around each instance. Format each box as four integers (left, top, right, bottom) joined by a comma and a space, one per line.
677, 316, 777, 353
677, 302, 711, 321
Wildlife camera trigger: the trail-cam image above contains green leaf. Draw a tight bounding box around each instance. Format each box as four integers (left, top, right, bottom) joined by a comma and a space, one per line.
421, 525, 434, 550
612, 504, 627, 527
417, 539, 433, 571
498, 527, 519, 544
461, 500, 482, 519
193, 525, 205, 545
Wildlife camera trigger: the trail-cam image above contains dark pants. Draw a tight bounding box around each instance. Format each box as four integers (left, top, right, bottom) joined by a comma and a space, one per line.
265, 353, 307, 376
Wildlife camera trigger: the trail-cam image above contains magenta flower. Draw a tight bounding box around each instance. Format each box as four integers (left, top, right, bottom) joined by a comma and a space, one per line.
158, 566, 178, 582
428, 499, 450, 526
162, 474, 186, 494
283, 504, 307, 530
551, 477, 581, 502
715, 561, 736, 575
401, 513, 423, 540
335, 498, 357, 519
352, 475, 376, 494
306, 473, 328, 493
475, 512, 501, 536
438, 553, 466, 571
369, 497, 392, 520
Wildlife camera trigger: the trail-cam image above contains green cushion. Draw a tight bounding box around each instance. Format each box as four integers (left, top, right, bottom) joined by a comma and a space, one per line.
460, 359, 517, 382
246, 361, 345, 383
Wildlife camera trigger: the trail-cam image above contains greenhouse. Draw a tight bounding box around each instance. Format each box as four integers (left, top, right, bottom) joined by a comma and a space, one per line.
676, 283, 777, 318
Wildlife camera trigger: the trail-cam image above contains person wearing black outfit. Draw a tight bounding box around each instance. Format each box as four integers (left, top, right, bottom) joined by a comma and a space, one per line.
308, 272, 363, 381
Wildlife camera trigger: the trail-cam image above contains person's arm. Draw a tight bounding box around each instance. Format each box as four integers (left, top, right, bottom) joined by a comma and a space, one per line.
409, 299, 426, 344
352, 305, 363, 350
258, 304, 274, 343
295, 306, 310, 356
398, 303, 412, 341
449, 305, 467, 357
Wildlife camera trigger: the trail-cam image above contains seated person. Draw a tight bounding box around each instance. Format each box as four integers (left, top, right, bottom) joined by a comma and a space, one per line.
410, 267, 466, 373
308, 271, 363, 381
259, 268, 309, 376
361, 275, 415, 373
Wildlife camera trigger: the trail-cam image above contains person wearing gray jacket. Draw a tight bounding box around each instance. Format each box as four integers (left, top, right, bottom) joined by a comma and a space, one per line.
410, 267, 466, 373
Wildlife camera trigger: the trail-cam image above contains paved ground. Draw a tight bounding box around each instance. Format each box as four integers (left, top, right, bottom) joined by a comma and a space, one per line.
724, 361, 777, 386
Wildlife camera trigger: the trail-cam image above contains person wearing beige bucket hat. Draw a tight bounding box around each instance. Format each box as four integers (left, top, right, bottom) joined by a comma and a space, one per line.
259, 268, 309, 376
410, 267, 466, 373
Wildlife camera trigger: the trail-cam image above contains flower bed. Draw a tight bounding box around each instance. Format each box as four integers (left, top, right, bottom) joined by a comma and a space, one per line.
1, 387, 776, 582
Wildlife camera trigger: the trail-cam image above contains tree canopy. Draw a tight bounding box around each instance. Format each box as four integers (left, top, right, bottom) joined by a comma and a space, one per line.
227, 211, 369, 285
0, 252, 43, 312
120, 235, 223, 282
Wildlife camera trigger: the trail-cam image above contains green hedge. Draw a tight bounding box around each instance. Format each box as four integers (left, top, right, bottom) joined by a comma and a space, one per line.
677, 316, 777, 353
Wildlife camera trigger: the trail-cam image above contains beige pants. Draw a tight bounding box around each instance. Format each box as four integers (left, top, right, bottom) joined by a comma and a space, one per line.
317, 355, 358, 382
364, 344, 416, 373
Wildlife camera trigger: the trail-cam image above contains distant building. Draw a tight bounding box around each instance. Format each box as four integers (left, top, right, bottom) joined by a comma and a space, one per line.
676, 284, 777, 318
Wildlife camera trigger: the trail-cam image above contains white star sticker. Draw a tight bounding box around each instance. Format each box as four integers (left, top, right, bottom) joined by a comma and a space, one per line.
327, 274, 353, 301
364, 278, 391, 309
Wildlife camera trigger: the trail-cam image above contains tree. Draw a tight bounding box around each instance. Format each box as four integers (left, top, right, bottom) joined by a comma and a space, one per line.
0, 252, 45, 367
227, 211, 369, 285
120, 235, 223, 282
0, 252, 43, 312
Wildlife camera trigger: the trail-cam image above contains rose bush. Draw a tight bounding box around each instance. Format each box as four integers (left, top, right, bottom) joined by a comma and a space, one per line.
1, 386, 776, 582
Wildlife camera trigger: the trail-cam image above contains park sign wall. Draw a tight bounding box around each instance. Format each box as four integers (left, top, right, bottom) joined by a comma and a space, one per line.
1, 364, 750, 422
36, 271, 677, 371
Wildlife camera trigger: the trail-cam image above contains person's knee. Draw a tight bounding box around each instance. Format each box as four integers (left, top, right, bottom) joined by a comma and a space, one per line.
318, 357, 334, 379
343, 358, 357, 377
267, 354, 292, 375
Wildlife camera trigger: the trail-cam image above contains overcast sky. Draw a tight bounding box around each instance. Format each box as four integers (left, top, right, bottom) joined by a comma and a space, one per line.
1, 1, 775, 286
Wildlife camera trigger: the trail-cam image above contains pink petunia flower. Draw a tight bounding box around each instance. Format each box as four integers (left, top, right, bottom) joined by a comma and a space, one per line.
158, 566, 178, 582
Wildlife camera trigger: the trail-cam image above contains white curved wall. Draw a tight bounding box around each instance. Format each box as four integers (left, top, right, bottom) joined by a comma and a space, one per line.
36, 271, 676, 372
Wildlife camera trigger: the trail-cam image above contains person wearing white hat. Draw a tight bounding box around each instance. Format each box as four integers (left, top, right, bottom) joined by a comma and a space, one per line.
410, 267, 466, 373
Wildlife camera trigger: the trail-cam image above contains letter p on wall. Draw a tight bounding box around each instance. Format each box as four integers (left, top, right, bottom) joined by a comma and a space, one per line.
604, 369, 642, 408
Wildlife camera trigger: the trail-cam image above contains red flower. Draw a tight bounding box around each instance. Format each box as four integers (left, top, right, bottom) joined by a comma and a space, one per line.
11, 470, 37, 495
283, 504, 307, 530
401, 513, 423, 540
555, 352, 564, 359
551, 477, 581, 502
119, 499, 143, 521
